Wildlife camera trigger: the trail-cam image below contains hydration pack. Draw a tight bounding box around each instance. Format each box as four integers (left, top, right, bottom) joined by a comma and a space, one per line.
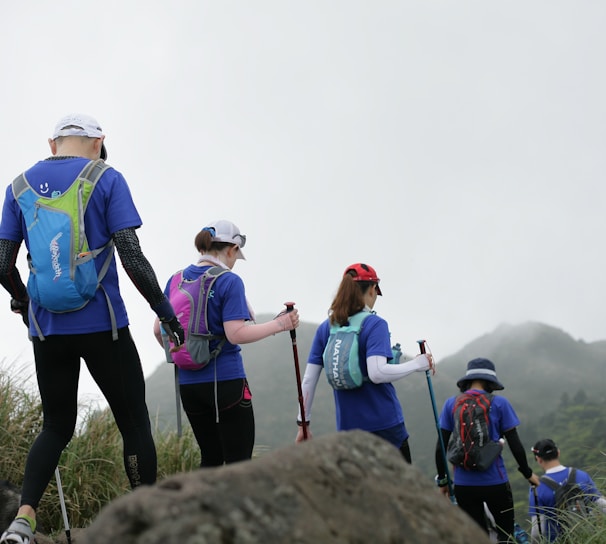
13, 160, 113, 313
447, 391, 503, 471
167, 266, 230, 370
540, 467, 590, 527
323, 311, 371, 389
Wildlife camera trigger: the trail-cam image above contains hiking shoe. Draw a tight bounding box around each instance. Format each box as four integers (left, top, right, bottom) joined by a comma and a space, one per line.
0, 518, 35, 544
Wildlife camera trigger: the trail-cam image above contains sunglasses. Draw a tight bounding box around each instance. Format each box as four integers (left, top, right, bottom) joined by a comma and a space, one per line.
233, 233, 246, 248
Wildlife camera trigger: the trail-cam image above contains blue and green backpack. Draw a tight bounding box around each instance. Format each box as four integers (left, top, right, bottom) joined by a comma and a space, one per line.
12, 160, 116, 335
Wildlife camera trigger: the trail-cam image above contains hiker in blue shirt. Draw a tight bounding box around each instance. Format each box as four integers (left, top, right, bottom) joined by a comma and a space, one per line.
435, 358, 539, 543
294, 263, 433, 462
153, 220, 299, 467
529, 438, 606, 542
0, 113, 184, 544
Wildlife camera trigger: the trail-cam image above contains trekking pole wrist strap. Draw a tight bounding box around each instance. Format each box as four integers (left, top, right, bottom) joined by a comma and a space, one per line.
435, 475, 449, 487
296, 420, 310, 427
10, 298, 28, 311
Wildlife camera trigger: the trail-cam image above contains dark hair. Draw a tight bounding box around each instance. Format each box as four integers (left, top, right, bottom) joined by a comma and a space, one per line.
195, 230, 235, 254
537, 449, 558, 462
329, 271, 375, 326
532, 439, 559, 461
458, 379, 495, 394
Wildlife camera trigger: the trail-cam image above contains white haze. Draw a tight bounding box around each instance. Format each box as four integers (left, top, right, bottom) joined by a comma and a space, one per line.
0, 1, 604, 408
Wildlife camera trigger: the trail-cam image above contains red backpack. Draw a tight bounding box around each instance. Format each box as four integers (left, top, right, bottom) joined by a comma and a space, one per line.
447, 392, 503, 471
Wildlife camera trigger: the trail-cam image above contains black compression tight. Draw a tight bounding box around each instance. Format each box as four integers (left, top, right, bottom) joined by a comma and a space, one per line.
454, 482, 515, 543
180, 378, 254, 467
399, 439, 412, 464
22, 328, 157, 508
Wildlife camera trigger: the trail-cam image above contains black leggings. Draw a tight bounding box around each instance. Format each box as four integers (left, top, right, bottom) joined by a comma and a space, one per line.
179, 378, 254, 467
23, 328, 157, 508
454, 482, 514, 543
399, 439, 412, 464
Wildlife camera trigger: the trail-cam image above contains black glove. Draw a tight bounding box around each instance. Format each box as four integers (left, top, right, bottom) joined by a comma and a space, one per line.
10, 298, 29, 327
161, 316, 185, 347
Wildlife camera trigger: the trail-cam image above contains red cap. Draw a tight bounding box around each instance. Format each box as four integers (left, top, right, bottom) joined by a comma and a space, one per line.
344, 263, 382, 295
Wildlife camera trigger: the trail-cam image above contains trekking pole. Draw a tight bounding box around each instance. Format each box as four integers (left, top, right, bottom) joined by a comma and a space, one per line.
162, 330, 183, 437
55, 467, 72, 544
173, 364, 183, 438
284, 302, 307, 440
417, 339, 456, 504
532, 486, 543, 538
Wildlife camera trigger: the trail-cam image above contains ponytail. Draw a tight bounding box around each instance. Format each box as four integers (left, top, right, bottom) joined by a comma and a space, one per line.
329, 272, 373, 326
195, 230, 233, 254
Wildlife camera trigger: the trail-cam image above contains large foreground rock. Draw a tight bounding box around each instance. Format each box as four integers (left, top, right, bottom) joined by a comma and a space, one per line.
85, 430, 489, 543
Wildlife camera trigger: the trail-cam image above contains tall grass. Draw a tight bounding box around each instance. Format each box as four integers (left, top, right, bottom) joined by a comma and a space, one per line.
530, 508, 606, 543
0, 367, 200, 536
0, 368, 43, 483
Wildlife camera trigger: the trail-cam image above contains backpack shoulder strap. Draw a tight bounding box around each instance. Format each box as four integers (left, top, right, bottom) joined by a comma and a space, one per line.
540, 475, 560, 491
12, 159, 108, 199
568, 467, 577, 483
191, 266, 230, 336
206, 266, 230, 279
77, 159, 115, 338
351, 310, 372, 326
78, 159, 110, 185
331, 310, 371, 332
452, 392, 469, 410
11, 173, 29, 200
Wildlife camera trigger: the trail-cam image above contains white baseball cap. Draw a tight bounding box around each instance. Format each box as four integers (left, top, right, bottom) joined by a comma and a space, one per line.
51, 113, 107, 160
203, 219, 246, 260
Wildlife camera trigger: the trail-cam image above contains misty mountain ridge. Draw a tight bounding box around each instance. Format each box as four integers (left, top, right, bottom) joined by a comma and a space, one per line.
145, 318, 606, 477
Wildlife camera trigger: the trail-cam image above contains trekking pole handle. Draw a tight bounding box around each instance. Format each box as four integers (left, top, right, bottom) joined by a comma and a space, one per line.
417, 339, 426, 354
284, 302, 297, 340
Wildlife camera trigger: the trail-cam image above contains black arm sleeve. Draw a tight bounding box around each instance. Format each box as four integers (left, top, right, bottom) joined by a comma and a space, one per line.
503, 427, 533, 479
435, 428, 452, 477
112, 228, 166, 309
0, 239, 28, 300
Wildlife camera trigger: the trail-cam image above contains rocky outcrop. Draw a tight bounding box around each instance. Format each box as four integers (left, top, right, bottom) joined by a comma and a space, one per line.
83, 430, 489, 543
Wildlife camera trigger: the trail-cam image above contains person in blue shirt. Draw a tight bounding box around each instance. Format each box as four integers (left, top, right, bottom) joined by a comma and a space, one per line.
153, 219, 299, 467
294, 262, 433, 463
435, 358, 539, 543
529, 438, 606, 542
0, 113, 184, 544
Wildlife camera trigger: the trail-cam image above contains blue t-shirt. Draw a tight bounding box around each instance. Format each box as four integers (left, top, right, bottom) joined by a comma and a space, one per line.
308, 313, 406, 435
163, 264, 251, 385
528, 466, 601, 542
439, 390, 520, 486
0, 158, 141, 336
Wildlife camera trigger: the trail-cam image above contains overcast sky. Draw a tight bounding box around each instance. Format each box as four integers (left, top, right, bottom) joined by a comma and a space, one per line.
1, 2, 604, 407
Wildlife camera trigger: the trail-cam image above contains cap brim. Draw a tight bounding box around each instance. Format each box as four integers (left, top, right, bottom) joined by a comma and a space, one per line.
236, 247, 245, 260
100, 143, 107, 161
376, 284, 382, 296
